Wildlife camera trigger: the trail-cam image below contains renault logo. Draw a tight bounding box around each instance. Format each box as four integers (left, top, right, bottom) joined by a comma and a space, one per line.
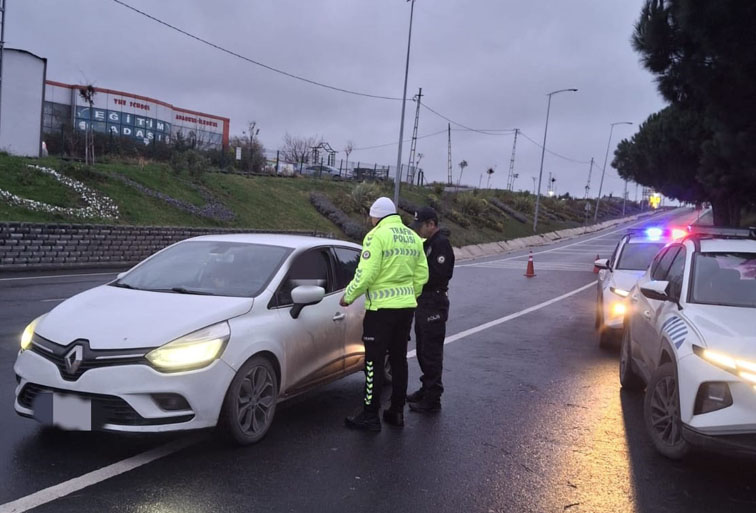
64, 345, 84, 374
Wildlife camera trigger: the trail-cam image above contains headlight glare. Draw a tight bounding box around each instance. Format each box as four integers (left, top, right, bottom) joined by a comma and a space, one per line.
146, 322, 230, 372
611, 302, 627, 317
694, 345, 756, 389
610, 287, 630, 298
20, 315, 46, 351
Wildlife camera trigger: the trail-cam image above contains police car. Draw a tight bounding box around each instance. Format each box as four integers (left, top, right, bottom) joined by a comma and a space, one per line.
619, 226, 756, 459
595, 227, 687, 348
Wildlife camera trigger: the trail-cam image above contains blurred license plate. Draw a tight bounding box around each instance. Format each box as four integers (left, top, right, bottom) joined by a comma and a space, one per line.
33, 392, 92, 430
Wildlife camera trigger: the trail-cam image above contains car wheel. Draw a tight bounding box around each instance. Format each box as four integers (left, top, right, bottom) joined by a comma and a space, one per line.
643, 362, 691, 460
219, 356, 278, 446
384, 353, 393, 385
619, 326, 644, 391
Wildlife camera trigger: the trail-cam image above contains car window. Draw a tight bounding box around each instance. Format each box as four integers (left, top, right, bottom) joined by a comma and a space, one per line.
651, 246, 680, 281
665, 247, 686, 300
608, 240, 622, 268
274, 249, 333, 307
616, 242, 666, 271
691, 252, 756, 308
333, 247, 360, 290
116, 241, 290, 297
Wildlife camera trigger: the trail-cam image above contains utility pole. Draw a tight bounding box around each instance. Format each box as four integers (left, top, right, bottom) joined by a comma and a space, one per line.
506, 128, 519, 190
393, 0, 416, 207
0, 0, 6, 136
406, 87, 423, 185
622, 179, 629, 216
584, 157, 594, 199
446, 123, 453, 185
531, 176, 537, 195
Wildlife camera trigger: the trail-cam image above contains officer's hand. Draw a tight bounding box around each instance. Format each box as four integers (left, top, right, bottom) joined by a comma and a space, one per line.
339, 295, 350, 307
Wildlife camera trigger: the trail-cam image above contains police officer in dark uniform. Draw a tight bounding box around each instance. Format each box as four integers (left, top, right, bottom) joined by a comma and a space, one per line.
408, 207, 454, 413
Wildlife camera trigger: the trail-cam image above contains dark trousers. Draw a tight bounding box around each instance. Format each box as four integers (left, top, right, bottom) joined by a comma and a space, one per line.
361, 308, 414, 413
414, 294, 449, 401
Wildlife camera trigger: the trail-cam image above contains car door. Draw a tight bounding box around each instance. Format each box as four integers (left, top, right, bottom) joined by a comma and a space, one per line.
649, 246, 688, 363
332, 247, 366, 375
633, 245, 681, 373
272, 248, 346, 395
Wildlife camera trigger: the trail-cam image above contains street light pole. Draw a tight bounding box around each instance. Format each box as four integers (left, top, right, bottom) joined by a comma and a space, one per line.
533, 88, 577, 233
593, 121, 632, 223
393, 0, 416, 208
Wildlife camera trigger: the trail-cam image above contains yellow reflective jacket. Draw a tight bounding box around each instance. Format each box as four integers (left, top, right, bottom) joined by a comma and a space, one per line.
344, 214, 429, 311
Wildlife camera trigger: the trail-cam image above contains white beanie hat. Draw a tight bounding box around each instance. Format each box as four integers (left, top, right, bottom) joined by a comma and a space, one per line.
369, 197, 397, 219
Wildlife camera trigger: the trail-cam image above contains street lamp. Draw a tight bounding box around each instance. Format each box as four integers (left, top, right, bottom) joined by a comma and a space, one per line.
393, 0, 417, 207
593, 121, 633, 223
533, 88, 578, 232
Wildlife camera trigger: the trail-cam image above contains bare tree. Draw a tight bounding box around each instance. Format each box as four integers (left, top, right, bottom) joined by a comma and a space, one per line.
79, 85, 96, 165
280, 133, 322, 164
344, 140, 354, 173
230, 121, 266, 174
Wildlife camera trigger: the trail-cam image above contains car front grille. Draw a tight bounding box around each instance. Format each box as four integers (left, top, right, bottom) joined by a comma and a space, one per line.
18, 383, 194, 427
29, 334, 150, 381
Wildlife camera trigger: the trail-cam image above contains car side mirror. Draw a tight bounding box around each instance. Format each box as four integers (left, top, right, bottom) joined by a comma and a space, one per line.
640, 280, 670, 302
594, 258, 609, 270
290, 286, 326, 319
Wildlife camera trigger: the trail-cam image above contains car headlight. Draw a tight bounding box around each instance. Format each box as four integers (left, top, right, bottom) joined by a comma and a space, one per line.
146, 322, 230, 372
20, 315, 46, 352
693, 345, 756, 389
610, 287, 630, 298
611, 302, 627, 317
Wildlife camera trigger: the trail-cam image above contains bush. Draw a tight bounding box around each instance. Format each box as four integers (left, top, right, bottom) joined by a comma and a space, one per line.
350, 182, 382, 215
489, 198, 528, 224
311, 192, 368, 241
456, 193, 487, 216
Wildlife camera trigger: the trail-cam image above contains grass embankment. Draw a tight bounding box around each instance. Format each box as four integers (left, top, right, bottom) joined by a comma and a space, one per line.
0, 154, 642, 246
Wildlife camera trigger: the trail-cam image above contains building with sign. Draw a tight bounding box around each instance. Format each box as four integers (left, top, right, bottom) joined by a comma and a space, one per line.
43, 81, 229, 150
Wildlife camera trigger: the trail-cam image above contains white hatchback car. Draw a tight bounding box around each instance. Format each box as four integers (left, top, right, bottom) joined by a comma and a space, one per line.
619, 226, 756, 458
595, 227, 687, 347
14, 234, 366, 444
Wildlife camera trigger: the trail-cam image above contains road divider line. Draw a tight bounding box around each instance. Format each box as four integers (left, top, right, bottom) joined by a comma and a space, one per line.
0, 272, 119, 282
407, 280, 596, 359
0, 434, 204, 513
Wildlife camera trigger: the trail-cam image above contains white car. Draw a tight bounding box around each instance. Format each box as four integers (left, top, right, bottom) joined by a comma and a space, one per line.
595, 227, 687, 347
619, 226, 756, 458
14, 234, 366, 445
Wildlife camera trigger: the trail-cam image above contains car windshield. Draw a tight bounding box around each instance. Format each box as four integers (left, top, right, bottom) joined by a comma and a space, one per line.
616, 242, 666, 270
691, 252, 756, 308
114, 241, 291, 297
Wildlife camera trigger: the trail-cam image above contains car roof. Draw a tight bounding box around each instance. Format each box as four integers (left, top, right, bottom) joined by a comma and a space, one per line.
695, 238, 756, 253
626, 236, 672, 244
183, 233, 361, 250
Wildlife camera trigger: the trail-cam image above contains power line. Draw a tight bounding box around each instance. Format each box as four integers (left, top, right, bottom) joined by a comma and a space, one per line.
519, 131, 592, 164
111, 0, 404, 102
352, 129, 447, 152
421, 102, 516, 135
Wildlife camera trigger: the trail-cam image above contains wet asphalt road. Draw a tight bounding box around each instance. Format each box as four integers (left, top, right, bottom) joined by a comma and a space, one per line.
2, 209, 756, 513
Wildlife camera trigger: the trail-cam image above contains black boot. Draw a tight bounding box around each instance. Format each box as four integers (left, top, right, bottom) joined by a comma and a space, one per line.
345, 410, 381, 432
406, 389, 425, 403
409, 397, 441, 413
382, 407, 404, 427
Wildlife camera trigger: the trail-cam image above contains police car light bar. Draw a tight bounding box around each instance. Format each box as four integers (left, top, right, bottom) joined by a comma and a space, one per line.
686, 225, 756, 240
625, 227, 687, 240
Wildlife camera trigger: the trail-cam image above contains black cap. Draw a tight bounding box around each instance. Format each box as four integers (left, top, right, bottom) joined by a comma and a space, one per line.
410, 206, 439, 230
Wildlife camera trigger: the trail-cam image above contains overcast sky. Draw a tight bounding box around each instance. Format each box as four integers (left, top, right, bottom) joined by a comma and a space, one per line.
12, 0, 666, 198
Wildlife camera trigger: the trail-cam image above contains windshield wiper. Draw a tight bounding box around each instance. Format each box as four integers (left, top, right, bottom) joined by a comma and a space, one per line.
170, 287, 215, 296
111, 281, 138, 290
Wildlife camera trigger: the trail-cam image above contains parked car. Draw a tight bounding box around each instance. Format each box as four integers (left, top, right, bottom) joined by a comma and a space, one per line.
302, 164, 342, 179
620, 226, 756, 459
14, 234, 366, 445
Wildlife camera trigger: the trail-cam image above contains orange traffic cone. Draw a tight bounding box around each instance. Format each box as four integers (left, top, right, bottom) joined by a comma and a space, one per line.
593, 254, 600, 273
524, 251, 536, 278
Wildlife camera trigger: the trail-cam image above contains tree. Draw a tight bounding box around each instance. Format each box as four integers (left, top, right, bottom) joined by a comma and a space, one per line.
614, 105, 709, 206
628, 0, 756, 225
78, 85, 96, 165
281, 133, 322, 164
344, 140, 354, 173
229, 121, 266, 174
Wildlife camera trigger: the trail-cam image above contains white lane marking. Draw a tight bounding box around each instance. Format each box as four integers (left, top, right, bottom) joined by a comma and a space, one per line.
407, 280, 596, 358
40, 298, 66, 303
0, 434, 204, 513
468, 262, 591, 272
0, 272, 118, 282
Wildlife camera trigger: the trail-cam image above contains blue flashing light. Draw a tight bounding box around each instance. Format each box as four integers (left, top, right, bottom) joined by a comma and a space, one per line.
646, 227, 663, 241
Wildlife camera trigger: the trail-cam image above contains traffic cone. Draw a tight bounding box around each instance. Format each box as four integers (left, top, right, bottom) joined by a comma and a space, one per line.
524, 251, 536, 278
593, 254, 600, 273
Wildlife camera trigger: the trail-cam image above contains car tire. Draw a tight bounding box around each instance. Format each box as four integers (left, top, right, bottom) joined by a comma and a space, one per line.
643, 362, 691, 460
384, 353, 393, 385
219, 355, 279, 446
619, 326, 644, 391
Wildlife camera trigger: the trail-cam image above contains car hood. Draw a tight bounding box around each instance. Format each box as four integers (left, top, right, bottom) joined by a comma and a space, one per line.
685, 304, 756, 357
36, 285, 254, 350
612, 270, 646, 293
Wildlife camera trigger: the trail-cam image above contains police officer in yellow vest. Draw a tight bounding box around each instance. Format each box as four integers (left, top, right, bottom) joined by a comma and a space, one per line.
341, 197, 429, 432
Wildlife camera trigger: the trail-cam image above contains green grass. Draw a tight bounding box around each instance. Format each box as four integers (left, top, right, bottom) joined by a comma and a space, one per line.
0, 155, 83, 208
